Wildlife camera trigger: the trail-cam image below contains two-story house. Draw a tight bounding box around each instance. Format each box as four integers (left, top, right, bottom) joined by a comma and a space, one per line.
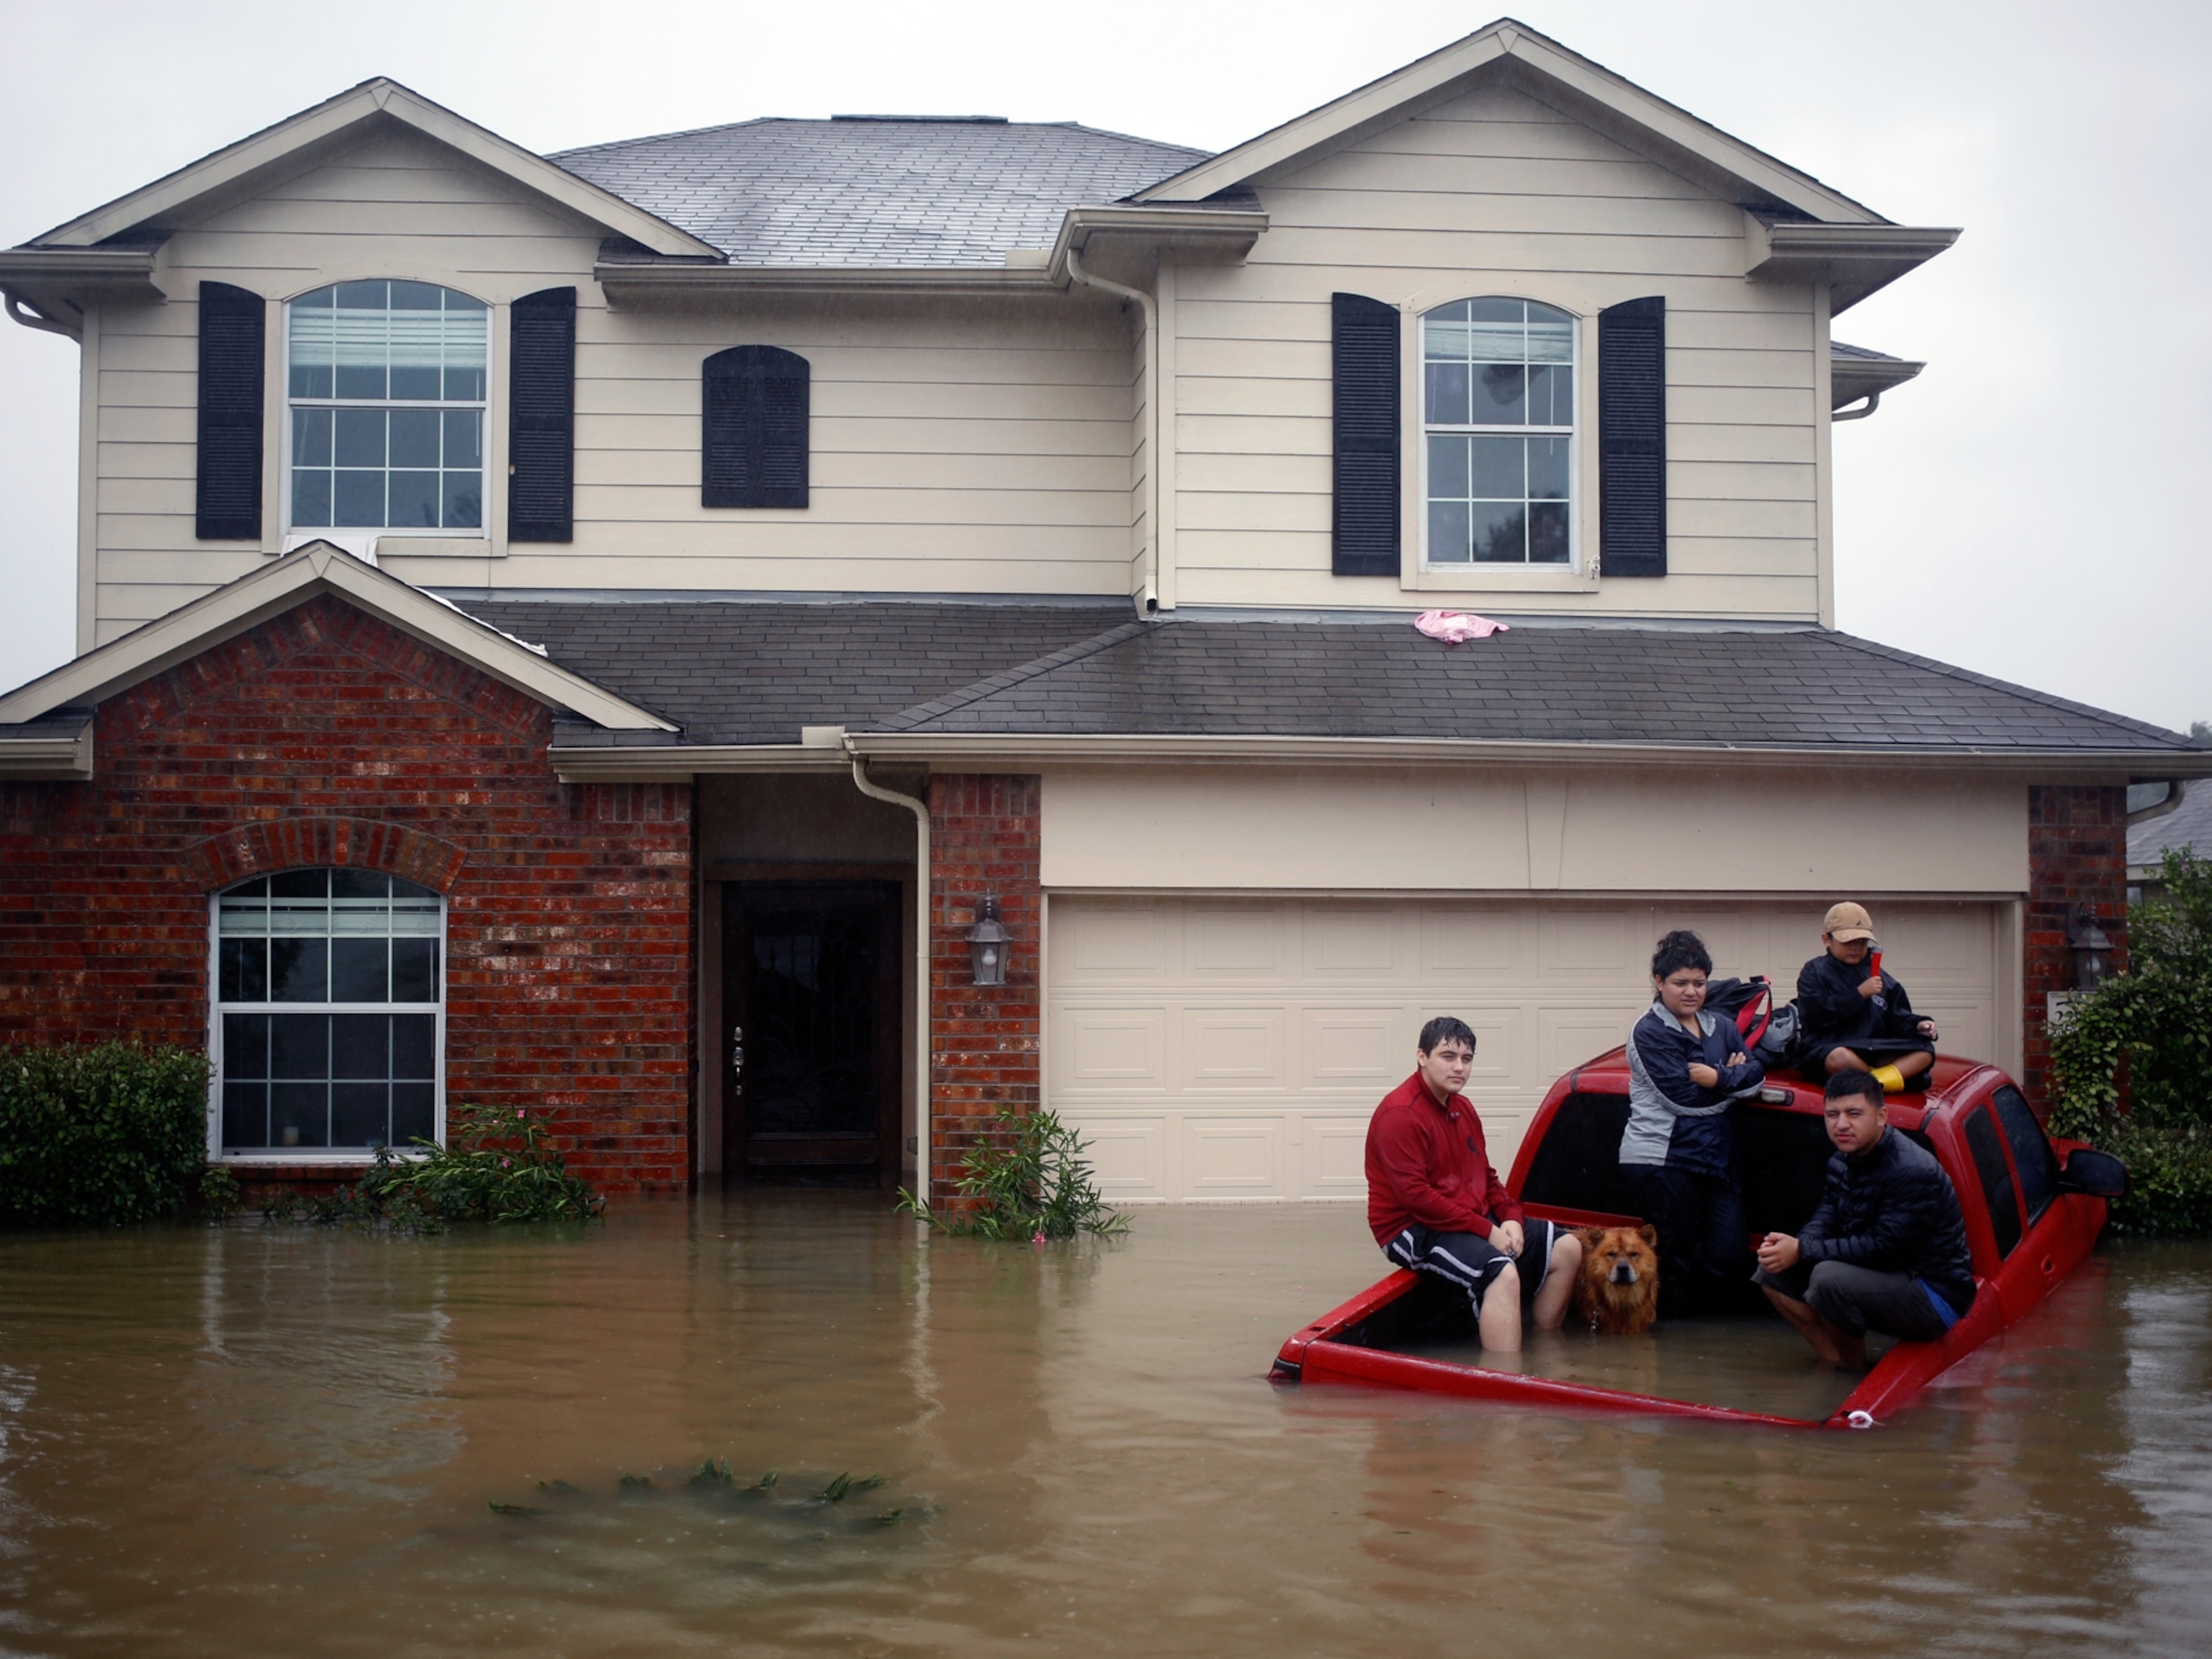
1, 20, 2200, 1201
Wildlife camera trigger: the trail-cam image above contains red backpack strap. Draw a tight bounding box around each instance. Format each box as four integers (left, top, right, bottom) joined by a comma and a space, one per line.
1734, 976, 1773, 1049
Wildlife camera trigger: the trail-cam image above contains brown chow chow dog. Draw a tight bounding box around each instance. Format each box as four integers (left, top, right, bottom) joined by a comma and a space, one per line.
1571, 1226, 1661, 1334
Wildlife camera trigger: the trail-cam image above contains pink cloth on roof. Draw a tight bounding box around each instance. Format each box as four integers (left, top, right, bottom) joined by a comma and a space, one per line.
1414, 609, 1511, 643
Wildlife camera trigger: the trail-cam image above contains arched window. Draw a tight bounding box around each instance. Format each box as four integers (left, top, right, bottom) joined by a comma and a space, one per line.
285, 281, 487, 534
1421, 298, 1575, 566
212, 870, 444, 1156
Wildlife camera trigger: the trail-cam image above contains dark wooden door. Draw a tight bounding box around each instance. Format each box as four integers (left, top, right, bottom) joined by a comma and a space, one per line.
723, 881, 899, 1186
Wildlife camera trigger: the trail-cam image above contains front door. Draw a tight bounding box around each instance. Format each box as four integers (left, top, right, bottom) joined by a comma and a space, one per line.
723, 881, 900, 1187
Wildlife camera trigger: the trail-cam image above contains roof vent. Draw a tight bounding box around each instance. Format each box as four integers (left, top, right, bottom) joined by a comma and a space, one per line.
830, 114, 1009, 123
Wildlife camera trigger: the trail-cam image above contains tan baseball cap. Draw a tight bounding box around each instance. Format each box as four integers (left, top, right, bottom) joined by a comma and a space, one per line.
1822, 901, 1876, 942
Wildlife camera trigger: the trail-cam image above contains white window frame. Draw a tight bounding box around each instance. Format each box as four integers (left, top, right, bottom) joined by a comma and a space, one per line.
280, 279, 493, 542
205, 872, 449, 1164
1416, 296, 1583, 576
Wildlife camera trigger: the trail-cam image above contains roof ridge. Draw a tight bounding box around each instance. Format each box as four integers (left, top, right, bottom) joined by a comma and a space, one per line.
1821, 632, 2190, 749
868, 620, 1149, 731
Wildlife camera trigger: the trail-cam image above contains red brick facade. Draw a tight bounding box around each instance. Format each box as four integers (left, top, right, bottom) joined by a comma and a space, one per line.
2023, 783, 2129, 1110
927, 773, 1040, 1200
0, 594, 693, 1194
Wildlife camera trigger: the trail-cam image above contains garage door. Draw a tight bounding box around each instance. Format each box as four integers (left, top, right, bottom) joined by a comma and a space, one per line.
1046, 896, 2004, 1202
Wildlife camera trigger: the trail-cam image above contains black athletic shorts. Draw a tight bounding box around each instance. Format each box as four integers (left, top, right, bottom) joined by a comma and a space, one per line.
1385, 1218, 1565, 1316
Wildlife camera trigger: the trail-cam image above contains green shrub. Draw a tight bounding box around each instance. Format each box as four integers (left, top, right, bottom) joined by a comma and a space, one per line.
2049, 848, 2212, 1233
0, 1043, 211, 1228
267, 1102, 603, 1231
896, 1106, 1126, 1239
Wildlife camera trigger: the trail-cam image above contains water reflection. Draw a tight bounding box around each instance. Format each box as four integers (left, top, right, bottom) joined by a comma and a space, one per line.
0, 1200, 2204, 1656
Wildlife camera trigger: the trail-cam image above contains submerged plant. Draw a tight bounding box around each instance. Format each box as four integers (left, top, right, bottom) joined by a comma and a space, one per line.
264, 1102, 603, 1231
894, 1107, 1127, 1239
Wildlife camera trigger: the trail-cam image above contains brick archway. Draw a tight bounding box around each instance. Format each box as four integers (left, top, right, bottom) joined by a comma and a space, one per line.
186, 817, 467, 894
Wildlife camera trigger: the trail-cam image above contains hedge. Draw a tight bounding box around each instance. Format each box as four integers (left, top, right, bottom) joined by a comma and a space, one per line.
0, 1043, 210, 1228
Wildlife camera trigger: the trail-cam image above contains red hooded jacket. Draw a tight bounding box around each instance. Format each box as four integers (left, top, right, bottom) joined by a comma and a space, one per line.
1364, 1071, 1523, 1246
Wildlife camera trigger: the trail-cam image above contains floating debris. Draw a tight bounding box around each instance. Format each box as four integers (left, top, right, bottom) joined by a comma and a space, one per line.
690, 1457, 734, 1486
754, 1470, 779, 1491
487, 1501, 541, 1517
536, 1479, 580, 1495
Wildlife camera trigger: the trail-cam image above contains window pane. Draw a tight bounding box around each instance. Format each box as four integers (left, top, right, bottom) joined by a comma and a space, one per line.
1427, 499, 1471, 563
1475, 364, 1526, 423
293, 408, 333, 467
1424, 361, 1470, 426
289, 289, 336, 399
1529, 436, 1570, 500
334, 281, 389, 400
1526, 303, 1574, 363
220, 938, 267, 1003
390, 892, 441, 935
1427, 433, 1468, 499
1467, 436, 1523, 500
269, 938, 328, 1002
391, 938, 439, 1003
389, 471, 440, 528
333, 471, 385, 527
392, 1084, 436, 1146
393, 1014, 437, 1079
331, 938, 390, 1002
222, 1082, 269, 1149
219, 889, 269, 934
333, 1014, 389, 1078
1529, 500, 1570, 564
389, 409, 439, 468
270, 1084, 329, 1149
271, 869, 327, 899
271, 1013, 328, 1077
331, 868, 389, 900
334, 410, 385, 467
443, 409, 481, 468
1424, 302, 1471, 358
444, 364, 486, 402
1471, 502, 1527, 562
442, 472, 482, 531
224, 1013, 270, 1078
333, 1084, 390, 1148
1527, 364, 1573, 427
292, 469, 332, 527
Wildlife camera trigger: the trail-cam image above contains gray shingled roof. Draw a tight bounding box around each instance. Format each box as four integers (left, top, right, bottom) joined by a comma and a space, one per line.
2131, 781, 2212, 866
871, 620, 2193, 751
551, 118, 1207, 266
453, 598, 1125, 745
443, 599, 2196, 757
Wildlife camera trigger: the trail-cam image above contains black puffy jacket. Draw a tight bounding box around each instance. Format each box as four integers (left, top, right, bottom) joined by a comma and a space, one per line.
1799, 1127, 1976, 1315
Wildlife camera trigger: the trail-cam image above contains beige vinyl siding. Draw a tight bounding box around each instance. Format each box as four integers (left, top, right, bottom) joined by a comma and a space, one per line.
1168, 78, 1822, 621
85, 125, 1145, 644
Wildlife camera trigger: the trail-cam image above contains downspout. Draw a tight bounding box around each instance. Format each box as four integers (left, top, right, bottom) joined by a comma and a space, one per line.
1065, 244, 1160, 613
1830, 392, 1881, 422
849, 750, 933, 1196
4, 292, 81, 341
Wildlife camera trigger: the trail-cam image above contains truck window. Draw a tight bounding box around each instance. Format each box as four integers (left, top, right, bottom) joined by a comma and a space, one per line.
1963, 1107, 2023, 1258
1991, 1086, 2060, 1225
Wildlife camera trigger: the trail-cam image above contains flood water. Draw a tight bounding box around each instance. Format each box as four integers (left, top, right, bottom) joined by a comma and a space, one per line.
1, 1197, 2208, 1658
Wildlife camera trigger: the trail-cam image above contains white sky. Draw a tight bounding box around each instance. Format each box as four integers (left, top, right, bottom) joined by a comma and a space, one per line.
1, 0, 2206, 729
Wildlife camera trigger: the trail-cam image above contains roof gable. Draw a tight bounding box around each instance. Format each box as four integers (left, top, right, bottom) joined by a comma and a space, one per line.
0, 544, 674, 734
1136, 18, 1887, 225
27, 79, 719, 259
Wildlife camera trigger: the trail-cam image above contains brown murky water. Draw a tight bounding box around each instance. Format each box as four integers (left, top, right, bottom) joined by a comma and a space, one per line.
1, 1197, 2208, 1658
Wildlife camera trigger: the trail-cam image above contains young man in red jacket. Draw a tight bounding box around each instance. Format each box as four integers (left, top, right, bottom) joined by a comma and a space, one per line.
1366, 1016, 1583, 1352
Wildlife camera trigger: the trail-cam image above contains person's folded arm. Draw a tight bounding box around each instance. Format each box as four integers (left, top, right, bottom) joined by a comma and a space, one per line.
1632, 1020, 1712, 1112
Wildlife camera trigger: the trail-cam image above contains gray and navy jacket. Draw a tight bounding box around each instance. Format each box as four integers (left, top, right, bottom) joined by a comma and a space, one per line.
1620, 1002, 1766, 1177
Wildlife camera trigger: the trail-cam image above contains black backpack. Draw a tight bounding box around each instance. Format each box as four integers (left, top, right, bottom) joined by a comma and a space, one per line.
1702, 976, 1775, 1050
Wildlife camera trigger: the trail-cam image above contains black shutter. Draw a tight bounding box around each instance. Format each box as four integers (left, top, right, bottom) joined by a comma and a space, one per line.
702, 345, 810, 508
509, 287, 575, 542
1598, 295, 1667, 577
195, 282, 265, 541
1331, 293, 1400, 576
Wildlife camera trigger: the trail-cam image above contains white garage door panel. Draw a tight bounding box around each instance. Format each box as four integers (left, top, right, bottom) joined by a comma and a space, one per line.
1048, 897, 2003, 1203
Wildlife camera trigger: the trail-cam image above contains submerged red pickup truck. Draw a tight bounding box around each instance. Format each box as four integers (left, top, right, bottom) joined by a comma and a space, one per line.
1272, 1053, 2128, 1427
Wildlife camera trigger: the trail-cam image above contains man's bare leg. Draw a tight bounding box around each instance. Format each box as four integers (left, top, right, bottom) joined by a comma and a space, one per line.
1480, 1262, 1523, 1352
1825, 1047, 1869, 1074
1894, 1050, 1934, 1082
1763, 1284, 1854, 1366
1530, 1232, 1583, 1332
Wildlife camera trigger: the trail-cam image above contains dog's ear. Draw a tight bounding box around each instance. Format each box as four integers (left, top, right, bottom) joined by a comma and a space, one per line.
1636, 1225, 1658, 1248
1578, 1227, 1604, 1251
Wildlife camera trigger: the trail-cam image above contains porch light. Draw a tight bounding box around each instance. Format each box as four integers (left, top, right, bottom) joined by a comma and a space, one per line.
965, 896, 1012, 986
2067, 905, 2113, 991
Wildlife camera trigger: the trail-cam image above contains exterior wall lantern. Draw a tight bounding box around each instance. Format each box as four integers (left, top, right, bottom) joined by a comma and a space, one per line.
2067, 904, 2113, 991
965, 896, 1012, 986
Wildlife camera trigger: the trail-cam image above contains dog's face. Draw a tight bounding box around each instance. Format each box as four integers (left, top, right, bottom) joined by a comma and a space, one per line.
1581, 1226, 1660, 1289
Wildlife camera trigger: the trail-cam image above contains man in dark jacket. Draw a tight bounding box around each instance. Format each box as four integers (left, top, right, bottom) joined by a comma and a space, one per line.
1367, 1015, 1582, 1352
1795, 901, 1938, 1092
1753, 1069, 1977, 1369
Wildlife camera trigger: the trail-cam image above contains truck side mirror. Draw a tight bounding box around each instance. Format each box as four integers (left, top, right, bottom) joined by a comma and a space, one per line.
2057, 1148, 2128, 1199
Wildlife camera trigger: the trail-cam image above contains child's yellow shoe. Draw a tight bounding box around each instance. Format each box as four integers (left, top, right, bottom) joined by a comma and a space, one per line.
1871, 1064, 1906, 1094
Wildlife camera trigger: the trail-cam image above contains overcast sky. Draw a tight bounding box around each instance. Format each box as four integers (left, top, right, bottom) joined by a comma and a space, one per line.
1, 0, 2206, 729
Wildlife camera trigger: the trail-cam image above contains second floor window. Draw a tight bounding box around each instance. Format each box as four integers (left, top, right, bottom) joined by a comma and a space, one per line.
287, 281, 487, 534
1423, 298, 1575, 567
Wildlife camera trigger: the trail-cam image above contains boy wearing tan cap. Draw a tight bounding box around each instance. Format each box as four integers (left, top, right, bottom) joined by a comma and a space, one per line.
1794, 902, 1940, 1092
